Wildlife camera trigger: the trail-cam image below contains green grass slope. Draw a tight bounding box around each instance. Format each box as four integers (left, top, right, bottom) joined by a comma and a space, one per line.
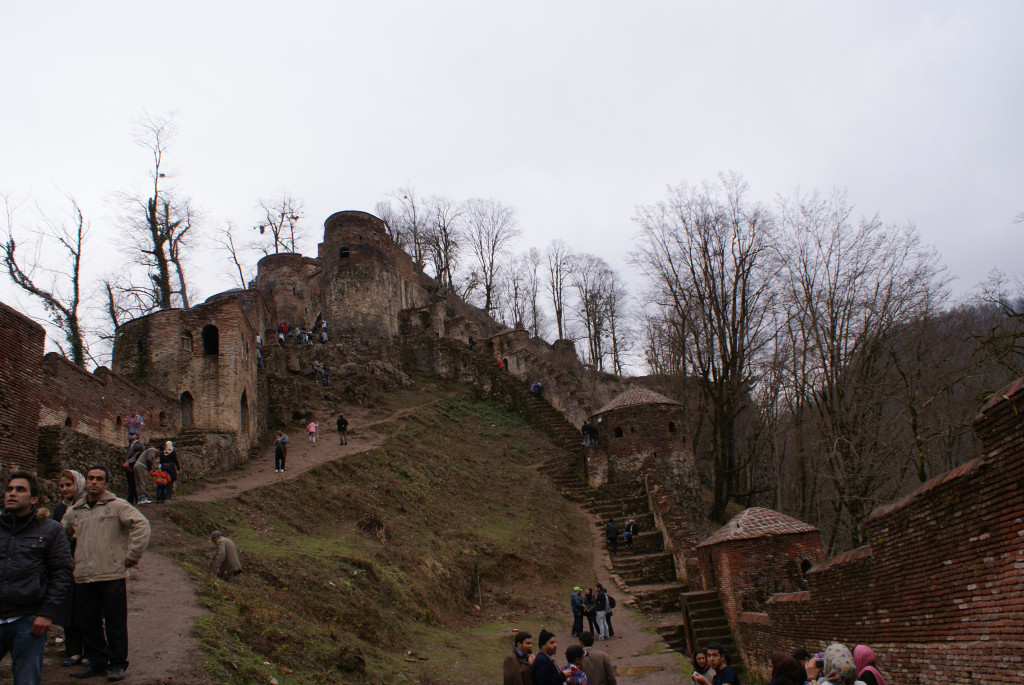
162, 391, 592, 684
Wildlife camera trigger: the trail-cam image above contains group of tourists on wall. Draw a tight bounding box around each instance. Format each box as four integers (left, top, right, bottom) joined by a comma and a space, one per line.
276, 320, 329, 349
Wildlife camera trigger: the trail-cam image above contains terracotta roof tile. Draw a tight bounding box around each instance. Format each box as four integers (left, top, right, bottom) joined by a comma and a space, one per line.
697, 507, 818, 547
592, 387, 681, 415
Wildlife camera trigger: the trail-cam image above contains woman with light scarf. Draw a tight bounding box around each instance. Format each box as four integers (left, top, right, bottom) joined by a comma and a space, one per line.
52, 469, 86, 666
818, 644, 857, 685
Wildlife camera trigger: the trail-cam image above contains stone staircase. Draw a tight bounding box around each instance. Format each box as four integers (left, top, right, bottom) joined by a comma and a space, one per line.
680, 590, 742, 675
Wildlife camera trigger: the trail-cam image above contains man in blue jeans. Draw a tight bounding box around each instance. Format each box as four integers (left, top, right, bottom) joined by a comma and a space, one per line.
0, 470, 73, 685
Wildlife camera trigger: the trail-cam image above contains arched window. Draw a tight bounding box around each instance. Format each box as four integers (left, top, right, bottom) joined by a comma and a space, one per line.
614, 427, 623, 438
159, 411, 167, 427
180, 331, 193, 352
668, 421, 676, 433
339, 246, 350, 259
800, 559, 813, 577
201, 325, 219, 356
180, 392, 194, 427
240, 390, 250, 431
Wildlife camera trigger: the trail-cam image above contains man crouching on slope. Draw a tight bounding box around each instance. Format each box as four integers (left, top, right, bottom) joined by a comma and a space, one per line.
63, 465, 151, 682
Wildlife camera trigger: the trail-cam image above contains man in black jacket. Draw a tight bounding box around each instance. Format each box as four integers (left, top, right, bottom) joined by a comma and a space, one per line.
0, 470, 73, 685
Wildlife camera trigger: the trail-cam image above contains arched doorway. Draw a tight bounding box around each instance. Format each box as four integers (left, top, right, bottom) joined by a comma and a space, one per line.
180, 392, 194, 427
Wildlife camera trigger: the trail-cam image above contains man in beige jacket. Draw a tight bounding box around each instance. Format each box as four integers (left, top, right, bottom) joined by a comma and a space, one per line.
62, 465, 150, 682
580, 631, 617, 685
210, 530, 242, 580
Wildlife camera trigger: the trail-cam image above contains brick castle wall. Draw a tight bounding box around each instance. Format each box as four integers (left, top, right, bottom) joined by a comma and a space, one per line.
731, 378, 1024, 684
0, 302, 45, 472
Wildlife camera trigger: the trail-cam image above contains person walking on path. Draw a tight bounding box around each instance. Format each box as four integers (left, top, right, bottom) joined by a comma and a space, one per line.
579, 632, 616, 685
307, 420, 319, 443
570, 587, 584, 638
531, 630, 570, 685
210, 531, 241, 581
605, 518, 618, 554
133, 446, 161, 505
502, 631, 534, 685
1, 470, 73, 685
336, 414, 349, 445
62, 465, 151, 682
274, 431, 288, 472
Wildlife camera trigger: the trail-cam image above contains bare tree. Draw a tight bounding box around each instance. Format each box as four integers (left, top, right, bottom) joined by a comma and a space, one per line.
254, 193, 304, 255
214, 222, 253, 289
425, 196, 464, 289
571, 253, 613, 369
464, 198, 520, 315
634, 173, 777, 521
501, 252, 534, 328
374, 199, 403, 247
525, 247, 547, 338
604, 268, 631, 376
378, 186, 430, 269
546, 239, 573, 339
2, 195, 90, 366
114, 114, 197, 310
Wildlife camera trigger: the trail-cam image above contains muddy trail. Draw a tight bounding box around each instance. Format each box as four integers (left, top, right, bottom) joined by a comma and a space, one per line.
11, 393, 685, 684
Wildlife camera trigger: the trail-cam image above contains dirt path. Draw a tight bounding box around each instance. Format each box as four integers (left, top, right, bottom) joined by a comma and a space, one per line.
10, 397, 453, 685
569, 506, 691, 684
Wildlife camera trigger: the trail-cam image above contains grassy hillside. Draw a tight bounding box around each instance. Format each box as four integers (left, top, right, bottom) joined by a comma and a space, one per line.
161, 387, 592, 684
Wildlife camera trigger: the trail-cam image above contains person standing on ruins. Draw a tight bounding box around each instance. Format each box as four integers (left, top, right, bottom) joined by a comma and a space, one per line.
1, 470, 73, 685
124, 410, 143, 444
63, 466, 150, 682
274, 430, 288, 472
337, 414, 348, 445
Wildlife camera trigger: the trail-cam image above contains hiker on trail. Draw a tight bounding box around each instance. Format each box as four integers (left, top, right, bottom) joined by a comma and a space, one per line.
307, 420, 319, 443
52, 470, 85, 669
570, 586, 584, 638
256, 347, 265, 369
693, 642, 739, 685
692, 648, 715, 683
210, 531, 241, 581
337, 414, 349, 445
495, 358, 505, 372
598, 584, 615, 638
605, 518, 618, 554
274, 430, 288, 472
159, 441, 181, 502
583, 588, 598, 636
133, 446, 161, 505
594, 585, 610, 640
502, 631, 534, 685
63, 465, 150, 682
1, 470, 72, 685
579, 632, 616, 685
531, 629, 571, 685
125, 410, 143, 444
563, 645, 589, 685
623, 517, 638, 550
122, 437, 145, 505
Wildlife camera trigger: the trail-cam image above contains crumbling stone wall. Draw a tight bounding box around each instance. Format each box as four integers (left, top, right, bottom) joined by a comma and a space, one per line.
0, 301, 44, 472
732, 378, 1024, 684
38, 353, 177, 448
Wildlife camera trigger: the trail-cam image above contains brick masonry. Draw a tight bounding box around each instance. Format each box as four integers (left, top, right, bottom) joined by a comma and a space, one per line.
0, 301, 45, 472
713, 378, 1024, 683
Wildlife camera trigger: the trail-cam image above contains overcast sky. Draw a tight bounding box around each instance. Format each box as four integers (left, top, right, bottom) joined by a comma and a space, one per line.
2, 1, 1021, 359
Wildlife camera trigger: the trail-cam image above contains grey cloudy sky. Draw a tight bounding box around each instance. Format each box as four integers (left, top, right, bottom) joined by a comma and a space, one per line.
2, 1, 1022, 353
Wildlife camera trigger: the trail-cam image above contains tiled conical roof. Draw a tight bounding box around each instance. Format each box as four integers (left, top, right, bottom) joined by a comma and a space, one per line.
592, 387, 681, 416
697, 507, 818, 547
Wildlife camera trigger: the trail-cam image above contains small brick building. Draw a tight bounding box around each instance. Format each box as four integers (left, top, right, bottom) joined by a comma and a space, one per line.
696, 508, 824, 623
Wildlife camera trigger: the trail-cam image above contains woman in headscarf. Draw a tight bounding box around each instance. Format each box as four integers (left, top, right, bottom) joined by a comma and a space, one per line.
818, 644, 857, 685
853, 645, 888, 685
804, 651, 825, 684
768, 653, 807, 685
52, 469, 85, 666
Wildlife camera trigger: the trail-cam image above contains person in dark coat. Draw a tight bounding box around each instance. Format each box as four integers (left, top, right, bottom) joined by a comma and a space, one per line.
502, 631, 534, 685
532, 629, 570, 685
1, 470, 73, 685
768, 652, 806, 685
158, 441, 181, 502
605, 518, 618, 554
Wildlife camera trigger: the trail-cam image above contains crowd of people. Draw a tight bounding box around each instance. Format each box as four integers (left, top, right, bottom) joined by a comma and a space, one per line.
569, 585, 617, 643
503, 629, 617, 685
689, 641, 890, 685
121, 413, 181, 506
